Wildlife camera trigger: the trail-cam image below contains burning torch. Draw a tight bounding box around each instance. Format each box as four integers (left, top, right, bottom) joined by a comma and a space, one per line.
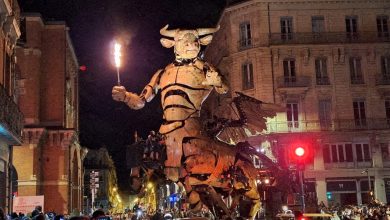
113, 41, 122, 86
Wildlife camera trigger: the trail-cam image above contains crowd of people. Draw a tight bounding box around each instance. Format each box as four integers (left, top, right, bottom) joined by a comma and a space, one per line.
318, 200, 390, 220
0, 205, 210, 220
123, 205, 214, 220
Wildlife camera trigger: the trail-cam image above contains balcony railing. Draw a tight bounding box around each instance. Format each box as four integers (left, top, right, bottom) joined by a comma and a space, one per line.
316, 76, 330, 85
324, 161, 372, 170
375, 74, 390, 85
0, 85, 23, 143
269, 32, 390, 45
276, 76, 311, 88
351, 77, 365, 85
266, 118, 390, 133
237, 36, 270, 51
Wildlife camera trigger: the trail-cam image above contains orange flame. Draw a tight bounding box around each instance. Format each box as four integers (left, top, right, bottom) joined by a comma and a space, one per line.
114, 42, 121, 68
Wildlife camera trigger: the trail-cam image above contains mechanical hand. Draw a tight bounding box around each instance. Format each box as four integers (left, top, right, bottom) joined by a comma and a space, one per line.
112, 86, 145, 110
202, 70, 222, 87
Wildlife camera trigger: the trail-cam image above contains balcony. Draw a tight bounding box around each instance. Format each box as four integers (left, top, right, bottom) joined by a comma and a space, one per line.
375, 74, 390, 85
324, 161, 372, 170
237, 36, 270, 51
269, 32, 390, 45
351, 77, 365, 85
276, 76, 311, 88
0, 85, 23, 144
316, 76, 330, 85
265, 118, 390, 133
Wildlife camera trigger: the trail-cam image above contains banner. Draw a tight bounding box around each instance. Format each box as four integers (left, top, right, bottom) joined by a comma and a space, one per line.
13, 196, 44, 214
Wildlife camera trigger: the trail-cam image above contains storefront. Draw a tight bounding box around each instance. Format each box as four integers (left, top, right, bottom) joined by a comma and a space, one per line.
326, 179, 373, 206
384, 179, 390, 203
327, 180, 357, 205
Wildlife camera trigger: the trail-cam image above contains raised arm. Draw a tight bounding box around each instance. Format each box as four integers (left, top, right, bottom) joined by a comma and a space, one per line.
139, 69, 163, 102
112, 69, 163, 109
201, 63, 229, 94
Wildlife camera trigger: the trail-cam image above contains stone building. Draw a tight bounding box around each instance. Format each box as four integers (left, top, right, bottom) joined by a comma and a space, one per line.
12, 13, 84, 214
0, 0, 23, 213
83, 148, 121, 214
205, 0, 390, 207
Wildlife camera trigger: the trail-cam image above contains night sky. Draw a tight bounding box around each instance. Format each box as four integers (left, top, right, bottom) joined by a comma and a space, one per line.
19, 0, 227, 189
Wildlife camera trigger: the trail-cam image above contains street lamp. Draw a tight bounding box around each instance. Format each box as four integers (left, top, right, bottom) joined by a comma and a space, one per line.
361, 169, 373, 201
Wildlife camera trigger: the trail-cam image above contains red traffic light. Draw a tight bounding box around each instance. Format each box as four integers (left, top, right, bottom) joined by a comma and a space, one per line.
79, 65, 87, 72
295, 146, 305, 157
290, 144, 310, 163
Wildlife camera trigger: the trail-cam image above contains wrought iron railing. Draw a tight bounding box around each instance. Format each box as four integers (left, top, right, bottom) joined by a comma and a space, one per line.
0, 85, 23, 142
236, 32, 389, 51
351, 77, 365, 85
237, 36, 269, 51
375, 74, 390, 85
316, 77, 330, 85
276, 76, 311, 88
324, 161, 372, 170
266, 118, 390, 133
269, 32, 390, 45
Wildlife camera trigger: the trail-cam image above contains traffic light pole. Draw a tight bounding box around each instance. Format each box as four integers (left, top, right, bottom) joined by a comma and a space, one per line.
299, 169, 305, 213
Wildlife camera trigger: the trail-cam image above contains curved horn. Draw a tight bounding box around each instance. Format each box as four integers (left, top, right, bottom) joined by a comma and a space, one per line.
160, 24, 177, 38
197, 25, 220, 36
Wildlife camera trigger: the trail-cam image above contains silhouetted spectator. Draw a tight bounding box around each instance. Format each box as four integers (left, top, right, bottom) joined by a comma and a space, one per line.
91, 210, 105, 220
0, 208, 5, 220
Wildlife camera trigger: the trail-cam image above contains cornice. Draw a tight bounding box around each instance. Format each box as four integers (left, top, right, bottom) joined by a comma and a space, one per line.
47, 129, 76, 148
22, 128, 46, 145
225, 0, 388, 13
24, 13, 44, 28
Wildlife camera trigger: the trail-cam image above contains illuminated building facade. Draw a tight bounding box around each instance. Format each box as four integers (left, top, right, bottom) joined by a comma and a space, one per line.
12, 13, 84, 214
83, 148, 121, 214
0, 0, 23, 213
205, 0, 390, 207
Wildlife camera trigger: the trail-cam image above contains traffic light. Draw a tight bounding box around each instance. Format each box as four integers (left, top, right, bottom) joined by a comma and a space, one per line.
294, 147, 305, 158
290, 144, 310, 162
326, 192, 332, 200
289, 144, 310, 170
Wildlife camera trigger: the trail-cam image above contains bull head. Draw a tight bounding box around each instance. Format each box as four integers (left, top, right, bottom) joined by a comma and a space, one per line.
160, 24, 220, 59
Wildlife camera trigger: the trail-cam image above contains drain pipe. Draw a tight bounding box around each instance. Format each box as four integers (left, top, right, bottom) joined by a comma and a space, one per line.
268, 2, 276, 103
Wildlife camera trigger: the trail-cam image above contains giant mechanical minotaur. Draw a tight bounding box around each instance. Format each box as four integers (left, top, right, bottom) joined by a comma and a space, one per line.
112, 25, 277, 219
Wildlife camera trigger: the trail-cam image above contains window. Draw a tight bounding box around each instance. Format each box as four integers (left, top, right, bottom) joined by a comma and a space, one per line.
239, 22, 251, 48
377, 16, 389, 38
385, 100, 390, 124
349, 57, 364, 84
355, 143, 371, 162
319, 100, 332, 129
315, 58, 329, 85
286, 102, 299, 128
381, 56, 390, 79
381, 143, 390, 161
242, 62, 254, 90
283, 59, 296, 83
353, 100, 366, 127
345, 16, 358, 38
323, 144, 353, 163
312, 16, 325, 34
280, 17, 293, 40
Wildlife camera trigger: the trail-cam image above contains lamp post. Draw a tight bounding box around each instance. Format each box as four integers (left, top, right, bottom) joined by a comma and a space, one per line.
361, 169, 373, 201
